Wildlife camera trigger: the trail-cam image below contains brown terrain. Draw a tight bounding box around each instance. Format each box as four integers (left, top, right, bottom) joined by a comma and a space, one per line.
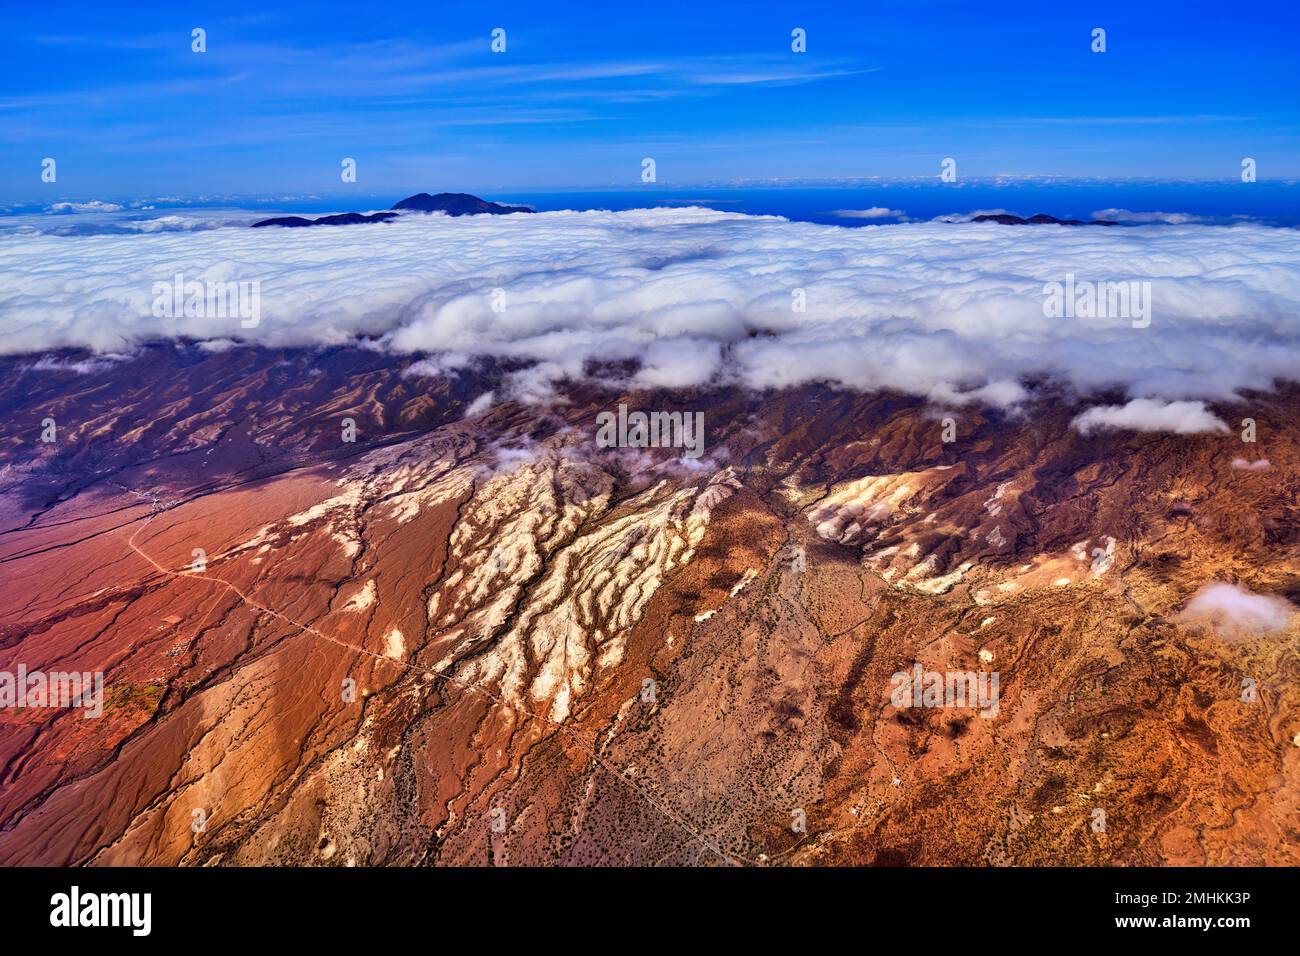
0, 344, 1297, 866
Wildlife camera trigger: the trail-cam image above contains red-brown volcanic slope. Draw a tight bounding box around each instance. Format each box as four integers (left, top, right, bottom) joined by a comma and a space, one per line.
1, 345, 1297, 866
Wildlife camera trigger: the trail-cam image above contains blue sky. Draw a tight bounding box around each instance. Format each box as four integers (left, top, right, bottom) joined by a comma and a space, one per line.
2, 0, 1298, 201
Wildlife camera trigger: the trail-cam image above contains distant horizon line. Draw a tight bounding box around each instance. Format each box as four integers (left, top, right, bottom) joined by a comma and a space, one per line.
5, 175, 1297, 210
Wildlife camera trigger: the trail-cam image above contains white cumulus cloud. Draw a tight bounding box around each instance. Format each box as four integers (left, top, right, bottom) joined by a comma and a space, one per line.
1230, 457, 1271, 471
1176, 582, 1295, 638
1070, 399, 1231, 435
46, 200, 125, 214
1091, 208, 1210, 225
833, 207, 909, 220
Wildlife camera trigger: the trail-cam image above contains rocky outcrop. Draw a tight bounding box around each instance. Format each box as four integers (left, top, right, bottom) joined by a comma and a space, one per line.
0, 346, 1295, 866
390, 193, 533, 216
251, 212, 400, 228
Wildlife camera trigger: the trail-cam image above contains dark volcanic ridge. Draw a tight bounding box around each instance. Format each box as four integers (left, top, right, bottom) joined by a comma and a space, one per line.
391, 192, 534, 216
246, 194, 1114, 230
251, 212, 400, 229
251, 192, 533, 228
970, 213, 1120, 226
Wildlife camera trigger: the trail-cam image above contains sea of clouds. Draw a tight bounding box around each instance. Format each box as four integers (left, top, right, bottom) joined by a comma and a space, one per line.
2, 207, 1298, 420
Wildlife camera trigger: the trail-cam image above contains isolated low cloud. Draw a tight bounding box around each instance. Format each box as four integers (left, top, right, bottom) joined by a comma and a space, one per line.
27, 355, 123, 374
402, 351, 473, 379
1091, 208, 1209, 225
833, 207, 909, 220
3, 207, 1300, 412
1231, 457, 1271, 471
1071, 399, 1231, 435
1176, 582, 1295, 638
47, 200, 124, 214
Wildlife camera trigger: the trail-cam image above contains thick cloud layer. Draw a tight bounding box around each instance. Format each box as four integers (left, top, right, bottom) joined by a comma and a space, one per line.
2, 207, 1298, 409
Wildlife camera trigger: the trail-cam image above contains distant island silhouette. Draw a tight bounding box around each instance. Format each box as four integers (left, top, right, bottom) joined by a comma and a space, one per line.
252, 192, 533, 227
970, 212, 1118, 226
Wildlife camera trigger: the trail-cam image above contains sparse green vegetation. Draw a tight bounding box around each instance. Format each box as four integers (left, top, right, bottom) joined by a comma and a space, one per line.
104, 682, 165, 716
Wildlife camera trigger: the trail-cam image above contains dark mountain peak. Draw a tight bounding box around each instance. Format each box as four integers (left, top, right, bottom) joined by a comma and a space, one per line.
970, 212, 1119, 227
252, 211, 399, 228
391, 192, 533, 216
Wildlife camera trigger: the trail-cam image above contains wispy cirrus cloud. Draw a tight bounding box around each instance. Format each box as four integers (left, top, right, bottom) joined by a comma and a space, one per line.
686, 65, 880, 86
